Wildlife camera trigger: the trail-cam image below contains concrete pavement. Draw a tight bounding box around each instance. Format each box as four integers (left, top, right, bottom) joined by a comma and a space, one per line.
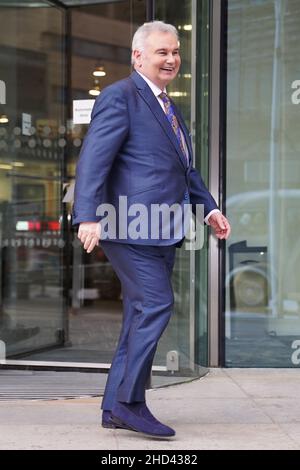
0, 368, 300, 450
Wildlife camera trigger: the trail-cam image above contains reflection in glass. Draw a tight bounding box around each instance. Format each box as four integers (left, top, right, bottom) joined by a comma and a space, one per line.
225, 0, 300, 367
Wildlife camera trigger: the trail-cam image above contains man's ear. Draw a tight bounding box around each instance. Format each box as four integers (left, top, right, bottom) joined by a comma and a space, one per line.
133, 49, 142, 67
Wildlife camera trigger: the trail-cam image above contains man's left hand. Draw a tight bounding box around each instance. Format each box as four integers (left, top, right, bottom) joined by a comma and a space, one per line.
208, 212, 231, 240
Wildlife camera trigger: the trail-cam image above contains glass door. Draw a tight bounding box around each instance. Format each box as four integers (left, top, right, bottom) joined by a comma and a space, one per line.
0, 0, 67, 360
154, 0, 210, 376
0, 0, 149, 366
23, 0, 147, 365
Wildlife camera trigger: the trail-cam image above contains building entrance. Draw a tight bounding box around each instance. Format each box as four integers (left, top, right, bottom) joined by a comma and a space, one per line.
0, 0, 209, 383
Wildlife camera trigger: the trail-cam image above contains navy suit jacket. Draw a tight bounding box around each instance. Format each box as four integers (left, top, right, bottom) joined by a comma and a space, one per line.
73, 70, 218, 245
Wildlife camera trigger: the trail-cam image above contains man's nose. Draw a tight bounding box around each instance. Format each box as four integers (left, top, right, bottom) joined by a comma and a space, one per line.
166, 54, 175, 64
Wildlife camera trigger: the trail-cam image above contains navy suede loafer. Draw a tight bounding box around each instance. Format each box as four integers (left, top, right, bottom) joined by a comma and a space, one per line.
111, 402, 175, 437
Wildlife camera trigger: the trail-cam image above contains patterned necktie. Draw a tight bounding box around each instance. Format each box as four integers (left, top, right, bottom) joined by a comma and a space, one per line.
159, 92, 188, 163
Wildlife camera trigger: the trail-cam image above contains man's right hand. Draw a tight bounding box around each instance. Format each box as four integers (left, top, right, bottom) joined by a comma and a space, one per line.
78, 222, 101, 253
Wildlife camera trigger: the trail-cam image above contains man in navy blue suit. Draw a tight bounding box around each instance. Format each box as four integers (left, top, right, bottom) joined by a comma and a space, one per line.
73, 21, 230, 438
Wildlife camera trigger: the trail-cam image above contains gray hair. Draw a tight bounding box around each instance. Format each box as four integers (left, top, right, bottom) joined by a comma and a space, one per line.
131, 21, 179, 65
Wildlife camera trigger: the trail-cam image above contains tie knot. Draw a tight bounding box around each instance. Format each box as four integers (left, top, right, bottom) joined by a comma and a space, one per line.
159, 92, 169, 103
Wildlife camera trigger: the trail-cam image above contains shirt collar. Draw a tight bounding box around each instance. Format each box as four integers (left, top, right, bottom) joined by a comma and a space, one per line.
136, 71, 167, 97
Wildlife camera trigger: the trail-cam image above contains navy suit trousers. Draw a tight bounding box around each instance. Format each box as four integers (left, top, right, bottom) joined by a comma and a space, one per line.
100, 241, 176, 410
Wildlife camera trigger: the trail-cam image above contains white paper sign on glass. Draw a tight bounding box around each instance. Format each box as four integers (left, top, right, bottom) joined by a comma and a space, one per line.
22, 113, 32, 136
73, 99, 95, 124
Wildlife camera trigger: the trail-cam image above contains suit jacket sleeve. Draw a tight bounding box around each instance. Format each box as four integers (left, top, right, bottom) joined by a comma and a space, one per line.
171, 100, 219, 219
189, 166, 219, 218
72, 86, 129, 225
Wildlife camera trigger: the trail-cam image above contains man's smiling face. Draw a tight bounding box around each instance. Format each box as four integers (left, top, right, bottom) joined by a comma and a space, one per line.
133, 31, 181, 90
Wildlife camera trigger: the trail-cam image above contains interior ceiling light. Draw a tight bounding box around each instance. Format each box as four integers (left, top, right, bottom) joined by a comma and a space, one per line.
168, 91, 188, 98
89, 78, 101, 96
12, 162, 25, 167
0, 163, 13, 170
0, 114, 9, 124
93, 65, 106, 77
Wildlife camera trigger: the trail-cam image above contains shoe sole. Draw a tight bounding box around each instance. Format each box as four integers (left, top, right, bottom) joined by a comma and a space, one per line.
102, 421, 118, 429
102, 419, 137, 431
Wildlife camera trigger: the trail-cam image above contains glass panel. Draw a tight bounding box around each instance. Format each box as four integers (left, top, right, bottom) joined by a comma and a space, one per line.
155, 0, 209, 377
0, 1, 66, 358
52, 0, 147, 364
225, 0, 300, 367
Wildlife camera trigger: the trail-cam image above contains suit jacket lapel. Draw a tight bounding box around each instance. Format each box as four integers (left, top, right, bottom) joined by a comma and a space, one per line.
130, 71, 187, 170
